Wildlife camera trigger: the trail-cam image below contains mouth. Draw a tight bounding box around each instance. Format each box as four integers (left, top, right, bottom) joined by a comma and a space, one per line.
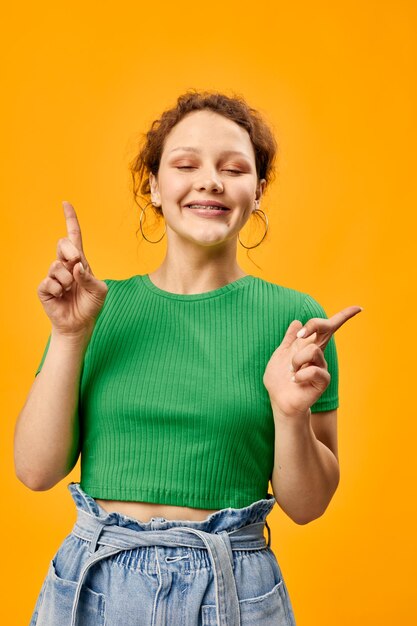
184, 202, 230, 211
184, 204, 230, 217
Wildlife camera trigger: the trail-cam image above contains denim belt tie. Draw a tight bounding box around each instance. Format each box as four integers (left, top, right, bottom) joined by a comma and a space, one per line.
69, 507, 271, 626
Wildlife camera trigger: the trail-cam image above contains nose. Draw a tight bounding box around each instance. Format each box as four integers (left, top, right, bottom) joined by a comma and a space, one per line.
194, 169, 224, 193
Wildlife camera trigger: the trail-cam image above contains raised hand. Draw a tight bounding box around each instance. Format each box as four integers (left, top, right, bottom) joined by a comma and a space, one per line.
37, 202, 108, 337
263, 306, 362, 419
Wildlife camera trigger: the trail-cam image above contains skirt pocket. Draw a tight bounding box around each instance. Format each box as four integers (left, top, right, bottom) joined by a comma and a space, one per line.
201, 547, 295, 626
201, 579, 290, 626
35, 558, 106, 626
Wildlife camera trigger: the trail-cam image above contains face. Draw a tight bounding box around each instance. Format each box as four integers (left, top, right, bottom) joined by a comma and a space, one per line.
149, 110, 266, 247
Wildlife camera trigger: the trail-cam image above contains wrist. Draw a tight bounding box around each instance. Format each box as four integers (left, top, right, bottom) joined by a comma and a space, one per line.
51, 324, 95, 348
270, 401, 311, 424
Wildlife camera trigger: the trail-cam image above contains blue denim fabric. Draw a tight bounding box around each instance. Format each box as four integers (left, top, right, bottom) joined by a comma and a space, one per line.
29, 482, 296, 625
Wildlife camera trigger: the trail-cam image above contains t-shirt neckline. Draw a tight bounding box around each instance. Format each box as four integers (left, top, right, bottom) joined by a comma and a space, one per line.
138, 273, 255, 301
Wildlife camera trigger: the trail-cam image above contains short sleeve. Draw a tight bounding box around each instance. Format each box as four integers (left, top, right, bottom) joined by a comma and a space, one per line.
299, 294, 339, 412
35, 333, 51, 377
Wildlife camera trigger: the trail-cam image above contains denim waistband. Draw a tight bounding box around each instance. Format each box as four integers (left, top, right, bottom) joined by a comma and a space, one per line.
67, 482, 276, 626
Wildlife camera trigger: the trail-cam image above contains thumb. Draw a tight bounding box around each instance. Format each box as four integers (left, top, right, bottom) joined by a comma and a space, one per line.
73, 261, 103, 292
72, 261, 109, 304
74, 261, 88, 279
279, 320, 304, 350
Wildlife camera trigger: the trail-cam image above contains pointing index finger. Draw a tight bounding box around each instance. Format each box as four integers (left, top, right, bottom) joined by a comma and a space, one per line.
62, 201, 84, 252
327, 306, 363, 333
297, 305, 363, 350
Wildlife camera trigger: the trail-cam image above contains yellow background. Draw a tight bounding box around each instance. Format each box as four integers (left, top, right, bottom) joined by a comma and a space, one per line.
2, 1, 416, 624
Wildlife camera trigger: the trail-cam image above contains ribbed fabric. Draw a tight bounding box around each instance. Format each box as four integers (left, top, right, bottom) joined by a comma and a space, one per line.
35, 274, 339, 509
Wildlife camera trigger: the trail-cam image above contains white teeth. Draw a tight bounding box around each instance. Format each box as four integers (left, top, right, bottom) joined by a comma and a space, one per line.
187, 204, 227, 210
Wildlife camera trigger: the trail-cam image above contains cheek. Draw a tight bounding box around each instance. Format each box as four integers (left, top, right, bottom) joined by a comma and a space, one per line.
235, 186, 257, 207
234, 177, 257, 197
159, 174, 189, 200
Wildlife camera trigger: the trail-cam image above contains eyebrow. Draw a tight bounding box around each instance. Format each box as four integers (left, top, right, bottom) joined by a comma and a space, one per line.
169, 147, 251, 160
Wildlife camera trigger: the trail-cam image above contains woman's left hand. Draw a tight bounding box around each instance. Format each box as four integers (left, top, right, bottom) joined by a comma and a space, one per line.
263, 306, 363, 420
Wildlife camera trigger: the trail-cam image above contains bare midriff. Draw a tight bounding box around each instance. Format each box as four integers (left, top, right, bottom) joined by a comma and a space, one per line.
94, 498, 222, 523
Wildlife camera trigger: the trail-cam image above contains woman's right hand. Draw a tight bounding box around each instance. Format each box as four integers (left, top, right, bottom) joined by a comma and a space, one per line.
37, 201, 109, 338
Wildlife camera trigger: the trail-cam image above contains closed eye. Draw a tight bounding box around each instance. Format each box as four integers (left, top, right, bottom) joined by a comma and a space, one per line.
176, 167, 243, 174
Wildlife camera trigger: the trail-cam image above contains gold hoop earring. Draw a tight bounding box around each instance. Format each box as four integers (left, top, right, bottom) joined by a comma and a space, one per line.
140, 201, 166, 243
238, 209, 269, 249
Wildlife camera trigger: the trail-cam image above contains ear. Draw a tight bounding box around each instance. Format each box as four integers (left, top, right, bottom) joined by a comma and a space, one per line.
255, 179, 267, 204
149, 172, 161, 205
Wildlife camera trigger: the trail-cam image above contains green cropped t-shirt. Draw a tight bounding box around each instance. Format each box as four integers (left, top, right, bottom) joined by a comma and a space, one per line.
35, 274, 339, 509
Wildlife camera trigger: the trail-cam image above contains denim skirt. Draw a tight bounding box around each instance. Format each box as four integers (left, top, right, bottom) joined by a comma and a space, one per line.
29, 482, 296, 626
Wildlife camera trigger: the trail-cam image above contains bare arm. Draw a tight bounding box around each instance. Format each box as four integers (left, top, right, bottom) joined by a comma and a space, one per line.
263, 308, 362, 524
14, 327, 94, 490
271, 408, 339, 524
14, 201, 108, 491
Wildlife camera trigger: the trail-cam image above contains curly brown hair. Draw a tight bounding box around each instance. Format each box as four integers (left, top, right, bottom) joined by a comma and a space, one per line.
129, 89, 278, 257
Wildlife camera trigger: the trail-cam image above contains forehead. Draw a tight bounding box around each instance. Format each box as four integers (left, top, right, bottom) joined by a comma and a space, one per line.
162, 110, 255, 160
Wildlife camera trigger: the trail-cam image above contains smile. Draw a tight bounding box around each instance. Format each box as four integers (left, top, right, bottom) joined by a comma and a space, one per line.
185, 206, 230, 217
187, 204, 229, 211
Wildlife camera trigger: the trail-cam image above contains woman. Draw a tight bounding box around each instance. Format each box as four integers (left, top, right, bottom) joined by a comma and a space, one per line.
16, 90, 361, 626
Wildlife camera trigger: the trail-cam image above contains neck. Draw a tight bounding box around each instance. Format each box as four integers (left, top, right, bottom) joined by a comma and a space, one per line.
148, 241, 246, 295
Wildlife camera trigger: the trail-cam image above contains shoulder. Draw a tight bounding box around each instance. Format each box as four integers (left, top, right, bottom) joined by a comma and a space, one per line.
94, 276, 140, 314
251, 276, 330, 321
250, 276, 308, 309
101, 275, 139, 292
251, 276, 305, 299
102, 275, 138, 285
